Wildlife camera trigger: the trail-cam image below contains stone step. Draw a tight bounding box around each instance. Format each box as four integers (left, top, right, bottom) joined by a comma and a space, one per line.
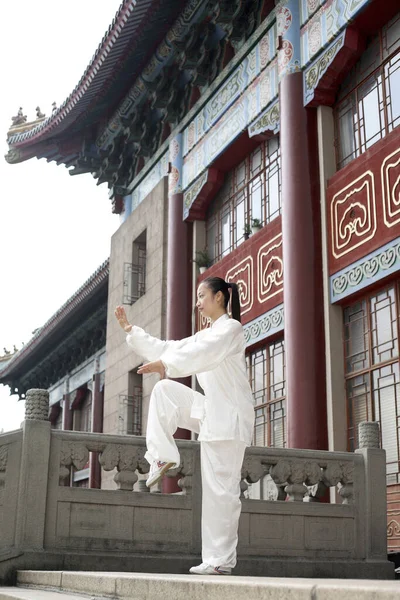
0, 589, 88, 600
5, 570, 399, 600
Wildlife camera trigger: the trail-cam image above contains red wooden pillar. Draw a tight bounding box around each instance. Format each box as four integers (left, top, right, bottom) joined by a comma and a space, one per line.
90, 371, 103, 489
163, 133, 192, 493
276, 0, 327, 451
280, 71, 328, 450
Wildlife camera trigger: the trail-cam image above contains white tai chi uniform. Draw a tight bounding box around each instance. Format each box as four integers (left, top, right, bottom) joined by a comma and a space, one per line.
126, 314, 255, 568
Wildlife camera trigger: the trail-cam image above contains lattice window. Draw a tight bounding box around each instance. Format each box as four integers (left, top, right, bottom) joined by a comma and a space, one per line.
118, 375, 143, 435
206, 136, 281, 263
344, 282, 400, 484
334, 13, 400, 169
123, 231, 146, 305
246, 339, 286, 448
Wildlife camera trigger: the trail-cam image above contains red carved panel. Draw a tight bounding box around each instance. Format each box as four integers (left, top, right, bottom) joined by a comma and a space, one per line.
257, 233, 283, 305
197, 216, 283, 330
330, 170, 377, 260
327, 128, 400, 275
387, 484, 400, 553
381, 146, 400, 229
226, 256, 254, 317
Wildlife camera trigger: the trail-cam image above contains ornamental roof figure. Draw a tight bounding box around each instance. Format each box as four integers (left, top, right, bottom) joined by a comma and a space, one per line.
36, 107, 46, 119
10, 108, 27, 127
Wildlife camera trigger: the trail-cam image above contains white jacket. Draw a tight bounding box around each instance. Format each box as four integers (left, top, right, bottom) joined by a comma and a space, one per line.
126, 314, 255, 445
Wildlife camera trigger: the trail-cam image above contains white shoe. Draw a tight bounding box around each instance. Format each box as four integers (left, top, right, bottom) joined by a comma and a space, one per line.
189, 563, 232, 575
146, 460, 175, 488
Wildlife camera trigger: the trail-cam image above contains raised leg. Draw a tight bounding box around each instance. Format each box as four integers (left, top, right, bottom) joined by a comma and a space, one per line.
145, 379, 201, 467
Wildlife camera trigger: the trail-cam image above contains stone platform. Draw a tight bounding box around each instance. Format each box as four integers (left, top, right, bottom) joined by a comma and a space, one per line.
0, 571, 398, 600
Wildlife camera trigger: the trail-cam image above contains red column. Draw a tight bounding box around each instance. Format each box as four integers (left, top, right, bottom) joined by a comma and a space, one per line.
163, 133, 192, 493
280, 72, 328, 450
163, 191, 192, 493
89, 373, 103, 489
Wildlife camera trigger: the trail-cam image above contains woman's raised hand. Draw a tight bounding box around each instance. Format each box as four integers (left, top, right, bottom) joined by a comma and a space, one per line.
114, 305, 132, 332
137, 360, 166, 379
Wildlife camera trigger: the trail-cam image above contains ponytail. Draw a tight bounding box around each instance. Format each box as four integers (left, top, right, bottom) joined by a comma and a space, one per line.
202, 277, 242, 323
227, 282, 241, 323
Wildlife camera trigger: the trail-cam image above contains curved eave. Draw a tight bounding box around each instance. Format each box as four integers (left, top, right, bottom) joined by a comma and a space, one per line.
6, 0, 155, 150
3, 304, 108, 397
0, 259, 109, 380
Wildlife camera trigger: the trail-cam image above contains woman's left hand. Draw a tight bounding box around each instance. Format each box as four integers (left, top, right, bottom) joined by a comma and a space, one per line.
137, 359, 166, 378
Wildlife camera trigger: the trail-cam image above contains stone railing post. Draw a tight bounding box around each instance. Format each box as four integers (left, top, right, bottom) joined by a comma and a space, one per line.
15, 389, 51, 551
355, 421, 387, 560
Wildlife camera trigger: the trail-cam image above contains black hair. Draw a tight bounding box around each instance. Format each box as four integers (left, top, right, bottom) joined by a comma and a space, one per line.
202, 277, 241, 323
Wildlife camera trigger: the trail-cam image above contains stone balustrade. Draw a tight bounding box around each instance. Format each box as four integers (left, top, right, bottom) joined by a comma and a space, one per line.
0, 389, 394, 583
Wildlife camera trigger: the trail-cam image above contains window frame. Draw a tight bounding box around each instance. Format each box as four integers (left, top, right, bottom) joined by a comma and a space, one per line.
334, 22, 400, 170
206, 137, 281, 264
343, 281, 400, 484
246, 338, 286, 448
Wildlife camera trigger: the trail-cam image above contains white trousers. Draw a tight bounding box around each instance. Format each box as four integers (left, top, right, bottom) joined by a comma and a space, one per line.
145, 379, 246, 569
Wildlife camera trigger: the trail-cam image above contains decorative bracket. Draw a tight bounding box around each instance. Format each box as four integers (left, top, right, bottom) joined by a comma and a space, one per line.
183, 167, 224, 221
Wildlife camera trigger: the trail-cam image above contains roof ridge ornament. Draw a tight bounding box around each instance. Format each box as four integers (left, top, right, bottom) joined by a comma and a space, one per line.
10, 107, 27, 127
7, 105, 49, 140
0, 345, 19, 363
36, 106, 46, 119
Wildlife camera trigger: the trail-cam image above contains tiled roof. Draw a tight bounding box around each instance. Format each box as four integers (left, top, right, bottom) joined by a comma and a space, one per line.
7, 0, 156, 146
0, 259, 109, 378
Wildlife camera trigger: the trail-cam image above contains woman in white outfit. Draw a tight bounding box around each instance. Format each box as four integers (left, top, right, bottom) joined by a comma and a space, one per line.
114, 277, 255, 575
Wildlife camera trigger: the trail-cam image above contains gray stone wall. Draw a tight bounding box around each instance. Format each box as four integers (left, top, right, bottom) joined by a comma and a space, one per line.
104, 177, 168, 488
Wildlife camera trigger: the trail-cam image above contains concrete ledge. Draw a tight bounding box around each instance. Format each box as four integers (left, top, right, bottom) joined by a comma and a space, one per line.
0, 589, 88, 600
14, 571, 400, 600
1, 550, 394, 586
16, 572, 61, 589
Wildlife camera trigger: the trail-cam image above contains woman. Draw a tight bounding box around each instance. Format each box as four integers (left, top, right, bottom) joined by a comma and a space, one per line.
114, 277, 254, 575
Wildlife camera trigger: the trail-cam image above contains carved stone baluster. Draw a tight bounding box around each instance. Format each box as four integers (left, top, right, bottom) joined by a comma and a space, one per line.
242, 455, 269, 485
0, 445, 8, 488
338, 461, 354, 505
304, 461, 325, 502
270, 459, 291, 501
100, 444, 142, 491
285, 461, 307, 502
241, 455, 271, 499
59, 442, 89, 486
114, 446, 139, 491
321, 461, 342, 494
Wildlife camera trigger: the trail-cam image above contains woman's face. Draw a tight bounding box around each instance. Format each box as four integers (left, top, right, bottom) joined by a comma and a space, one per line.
196, 283, 222, 319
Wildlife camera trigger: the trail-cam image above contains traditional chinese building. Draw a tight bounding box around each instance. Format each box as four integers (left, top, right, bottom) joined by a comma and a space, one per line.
0, 260, 109, 487
4, 0, 400, 550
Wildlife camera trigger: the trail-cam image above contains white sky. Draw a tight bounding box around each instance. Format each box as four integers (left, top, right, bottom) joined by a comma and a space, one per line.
0, 0, 123, 431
